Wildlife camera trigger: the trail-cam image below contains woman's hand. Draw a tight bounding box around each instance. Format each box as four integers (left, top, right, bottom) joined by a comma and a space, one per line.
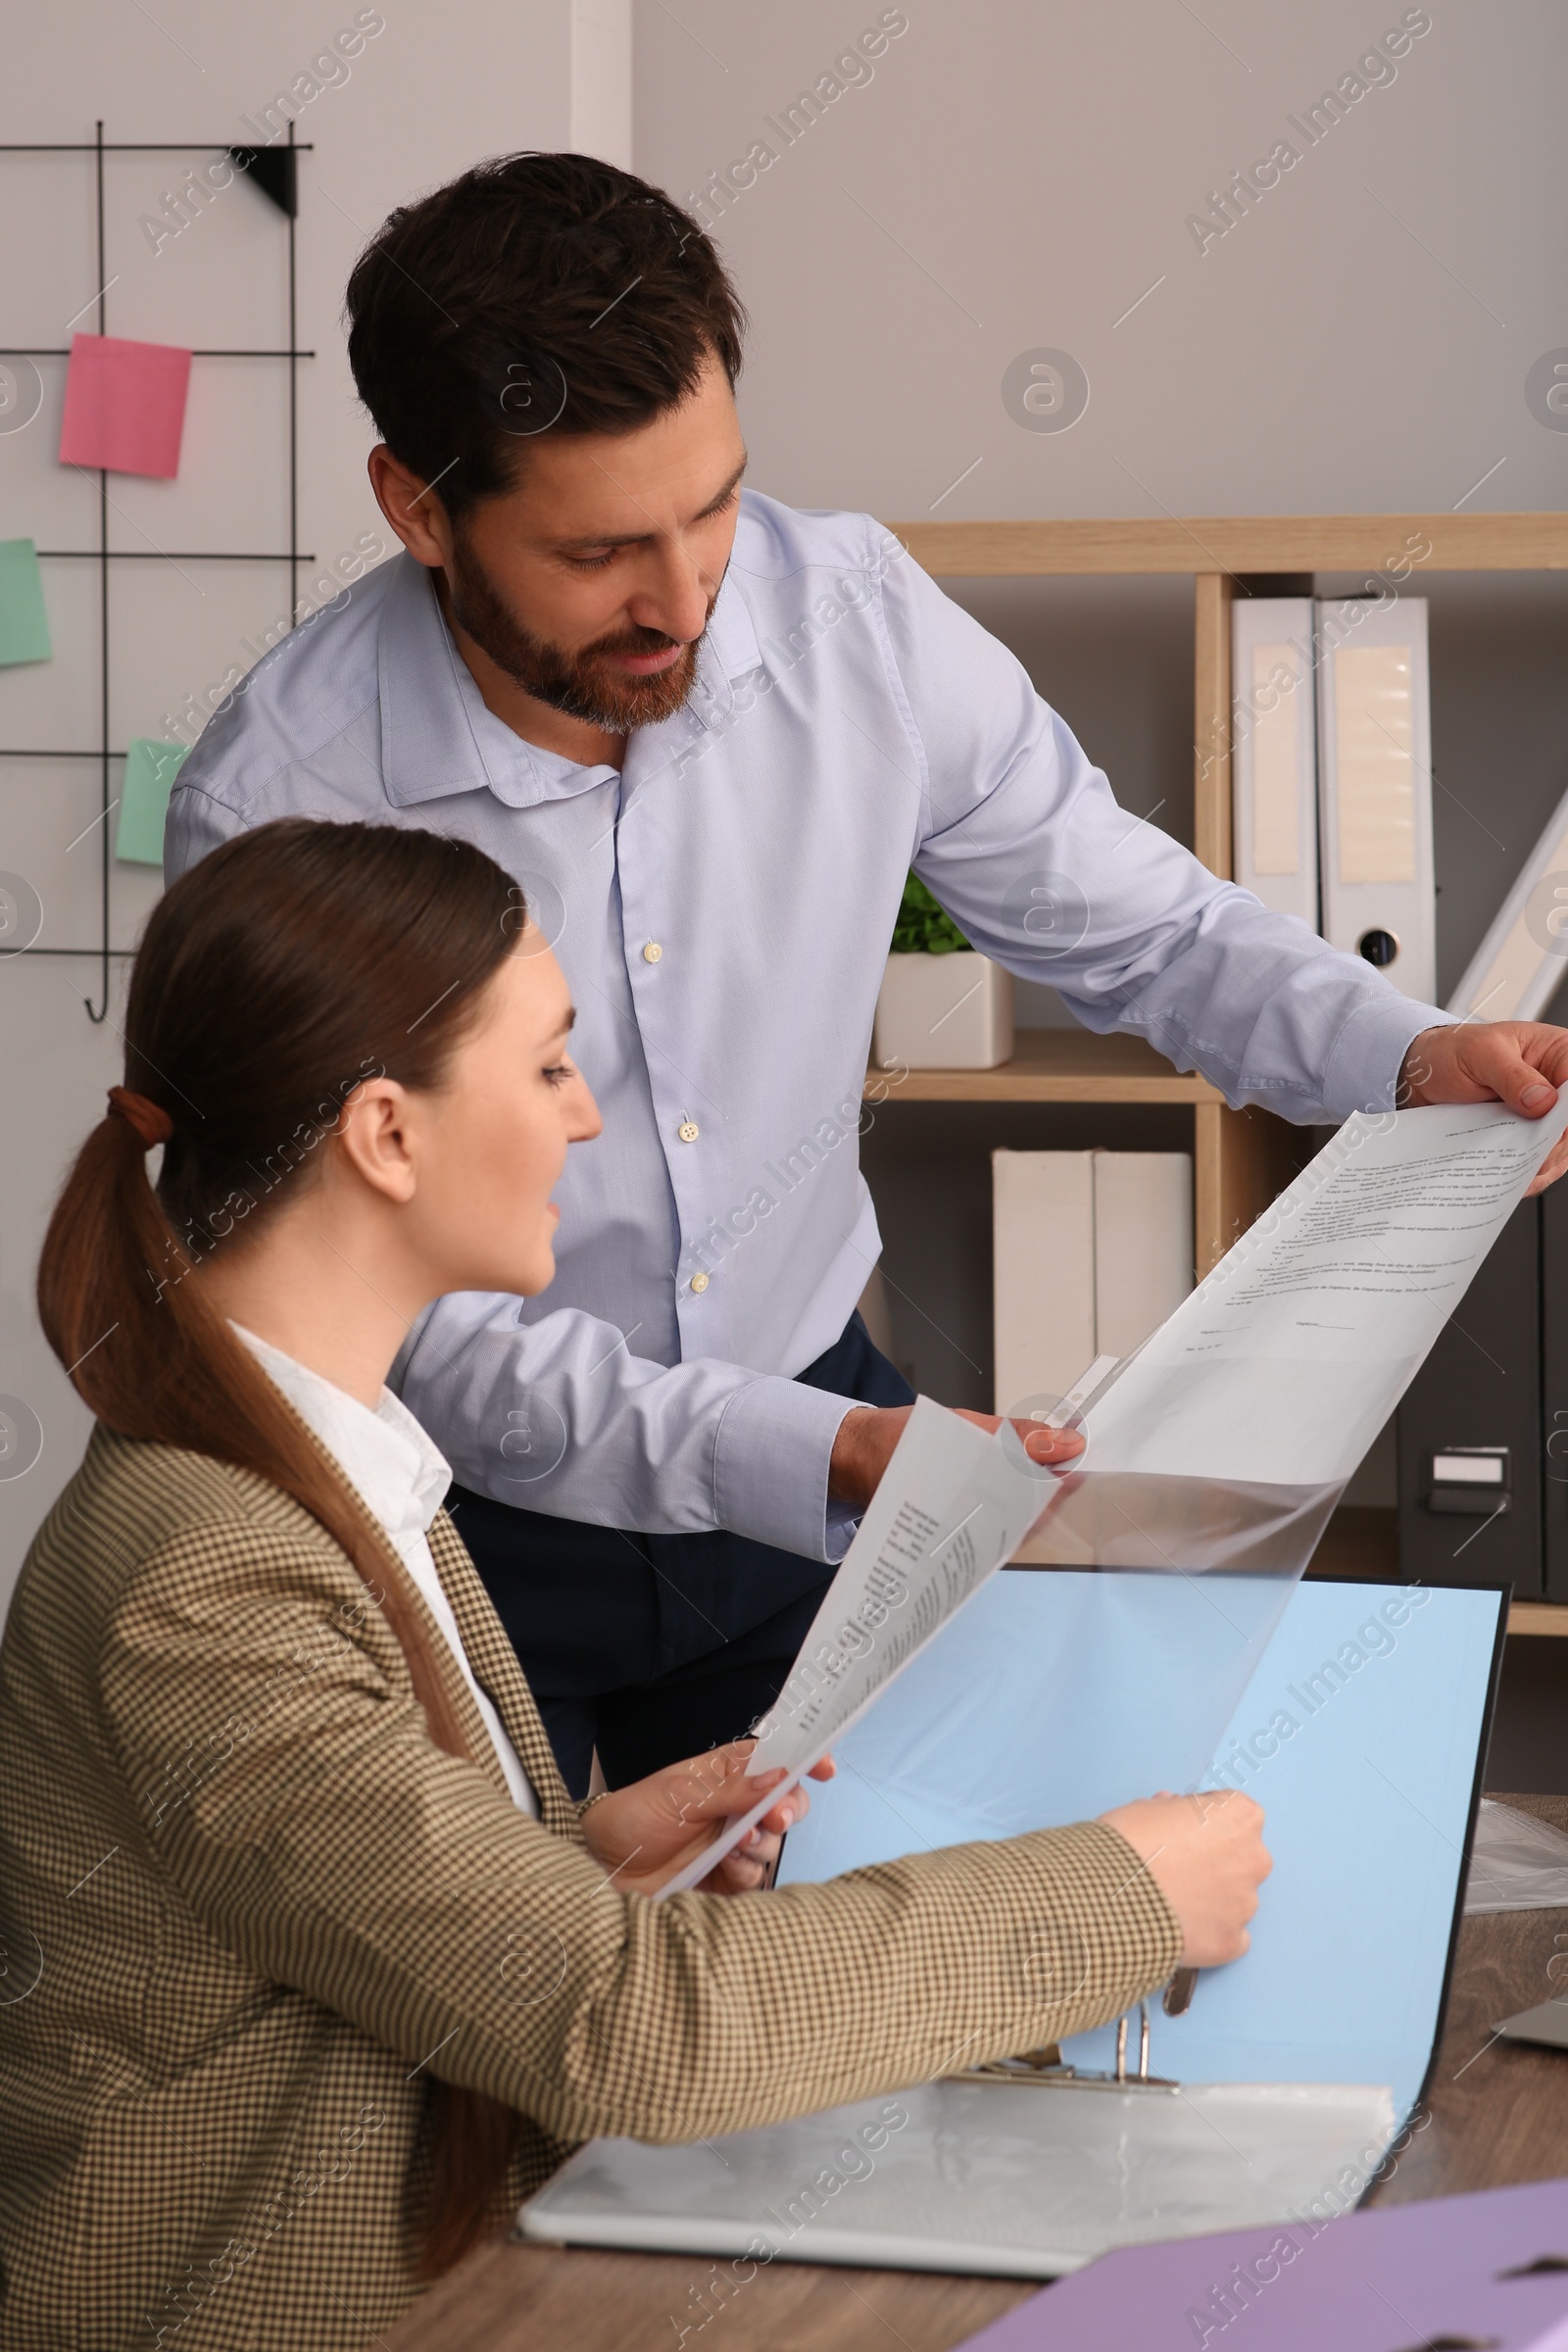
1099, 1788, 1271, 1967
578, 1740, 836, 1898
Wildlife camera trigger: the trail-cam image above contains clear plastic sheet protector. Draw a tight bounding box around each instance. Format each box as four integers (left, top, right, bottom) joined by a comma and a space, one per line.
779, 1570, 1505, 2123
1464, 1798, 1568, 1913
522, 1577, 1501, 2277
789, 1458, 1345, 1851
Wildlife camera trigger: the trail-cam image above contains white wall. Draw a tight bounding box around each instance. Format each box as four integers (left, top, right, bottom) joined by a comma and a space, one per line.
573, 0, 633, 166
0, 0, 629, 1604
633, 0, 1568, 518
630, 0, 1568, 1013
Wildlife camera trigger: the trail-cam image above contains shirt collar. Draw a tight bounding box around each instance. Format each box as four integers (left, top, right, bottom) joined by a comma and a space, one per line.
231, 1323, 451, 1546
376, 546, 762, 814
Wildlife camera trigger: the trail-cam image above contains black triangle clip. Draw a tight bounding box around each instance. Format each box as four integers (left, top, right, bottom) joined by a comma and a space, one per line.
228, 146, 297, 218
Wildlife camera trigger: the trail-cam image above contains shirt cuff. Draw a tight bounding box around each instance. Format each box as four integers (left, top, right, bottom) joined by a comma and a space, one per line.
1319, 990, 1456, 1121
823, 1495, 865, 1565
711, 1375, 871, 1564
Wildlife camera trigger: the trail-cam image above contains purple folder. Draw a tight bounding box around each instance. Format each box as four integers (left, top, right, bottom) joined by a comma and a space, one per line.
957, 2178, 1568, 2352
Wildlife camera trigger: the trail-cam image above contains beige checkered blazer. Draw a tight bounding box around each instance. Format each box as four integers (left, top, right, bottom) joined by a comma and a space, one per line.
0, 1423, 1180, 2351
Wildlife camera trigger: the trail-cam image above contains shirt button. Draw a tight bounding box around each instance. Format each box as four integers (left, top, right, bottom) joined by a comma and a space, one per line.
677, 1118, 700, 1143
690, 1271, 710, 1294
643, 941, 663, 963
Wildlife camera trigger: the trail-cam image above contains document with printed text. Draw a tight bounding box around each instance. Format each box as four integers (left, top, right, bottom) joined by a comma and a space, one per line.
656, 1101, 1568, 1896
1083, 1100, 1568, 1484
656, 1396, 1047, 1896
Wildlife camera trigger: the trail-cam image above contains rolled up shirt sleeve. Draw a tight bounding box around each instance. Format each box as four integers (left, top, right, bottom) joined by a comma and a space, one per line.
395, 1294, 865, 1559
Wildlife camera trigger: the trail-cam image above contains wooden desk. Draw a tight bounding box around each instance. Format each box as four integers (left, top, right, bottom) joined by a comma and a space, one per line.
1364, 1790, 1568, 2210
387, 1795, 1568, 2352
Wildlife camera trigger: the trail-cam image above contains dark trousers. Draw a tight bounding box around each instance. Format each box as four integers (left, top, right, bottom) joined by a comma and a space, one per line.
447, 1311, 913, 1797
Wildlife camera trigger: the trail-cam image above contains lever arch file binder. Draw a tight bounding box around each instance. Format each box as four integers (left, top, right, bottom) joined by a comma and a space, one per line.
1447, 777, 1568, 1024
519, 1573, 1504, 2278
1094, 1152, 1193, 1359
992, 1150, 1096, 1416
1232, 597, 1318, 927
992, 1151, 1192, 1417
1316, 596, 1436, 1004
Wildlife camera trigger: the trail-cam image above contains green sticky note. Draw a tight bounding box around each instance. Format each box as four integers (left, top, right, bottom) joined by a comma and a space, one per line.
116, 738, 188, 866
0, 538, 50, 665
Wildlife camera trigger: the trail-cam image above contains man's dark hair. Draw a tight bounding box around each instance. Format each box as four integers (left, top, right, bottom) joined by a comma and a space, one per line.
345, 152, 746, 521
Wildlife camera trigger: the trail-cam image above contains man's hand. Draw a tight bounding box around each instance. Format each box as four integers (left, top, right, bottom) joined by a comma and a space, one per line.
1099, 1788, 1271, 1968
1399, 1022, 1568, 1193
578, 1740, 836, 1898
828, 1403, 1084, 1512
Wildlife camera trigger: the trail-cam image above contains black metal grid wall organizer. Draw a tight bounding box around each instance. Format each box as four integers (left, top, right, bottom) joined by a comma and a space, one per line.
0, 121, 313, 1018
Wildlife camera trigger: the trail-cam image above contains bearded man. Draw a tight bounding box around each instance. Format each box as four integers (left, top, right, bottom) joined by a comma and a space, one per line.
167, 151, 1568, 1795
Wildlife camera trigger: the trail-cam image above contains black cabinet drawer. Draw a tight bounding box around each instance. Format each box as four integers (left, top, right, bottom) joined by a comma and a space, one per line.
1398, 1197, 1542, 1595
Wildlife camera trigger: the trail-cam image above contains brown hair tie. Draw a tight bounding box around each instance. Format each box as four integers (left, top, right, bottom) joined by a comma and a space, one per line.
107, 1086, 173, 1148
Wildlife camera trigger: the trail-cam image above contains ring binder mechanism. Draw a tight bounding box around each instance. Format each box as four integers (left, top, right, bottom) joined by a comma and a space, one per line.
959, 2002, 1179, 2093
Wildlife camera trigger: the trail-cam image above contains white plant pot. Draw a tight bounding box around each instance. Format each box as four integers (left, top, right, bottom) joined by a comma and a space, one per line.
872, 951, 1015, 1070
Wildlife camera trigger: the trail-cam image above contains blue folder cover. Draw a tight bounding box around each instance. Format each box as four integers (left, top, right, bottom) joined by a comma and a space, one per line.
777, 1573, 1505, 2125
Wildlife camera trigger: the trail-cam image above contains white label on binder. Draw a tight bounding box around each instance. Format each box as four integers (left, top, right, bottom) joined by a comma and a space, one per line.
1334, 644, 1416, 885
1433, 1452, 1504, 1484
1316, 598, 1434, 1002
1250, 642, 1301, 876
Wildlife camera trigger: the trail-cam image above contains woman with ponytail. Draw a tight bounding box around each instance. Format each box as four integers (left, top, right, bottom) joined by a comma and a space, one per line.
0, 819, 1266, 2351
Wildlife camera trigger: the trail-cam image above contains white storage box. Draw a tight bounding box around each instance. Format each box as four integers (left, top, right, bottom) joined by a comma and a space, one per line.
871, 951, 1013, 1070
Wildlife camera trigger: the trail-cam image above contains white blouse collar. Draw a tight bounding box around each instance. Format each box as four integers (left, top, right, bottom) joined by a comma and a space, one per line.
230, 1324, 451, 1546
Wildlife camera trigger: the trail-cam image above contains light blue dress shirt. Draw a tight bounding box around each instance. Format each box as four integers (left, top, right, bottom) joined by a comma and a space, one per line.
166, 490, 1442, 1563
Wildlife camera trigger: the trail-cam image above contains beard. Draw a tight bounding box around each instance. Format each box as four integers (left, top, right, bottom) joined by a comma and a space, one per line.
447, 533, 712, 733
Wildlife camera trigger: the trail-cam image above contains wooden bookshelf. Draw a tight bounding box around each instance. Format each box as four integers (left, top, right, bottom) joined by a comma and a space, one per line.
870, 510, 1568, 1279
886, 513, 1568, 578
864, 1029, 1221, 1104
860, 1033, 1301, 1273
873, 512, 1568, 1611
1510, 1603, 1568, 1638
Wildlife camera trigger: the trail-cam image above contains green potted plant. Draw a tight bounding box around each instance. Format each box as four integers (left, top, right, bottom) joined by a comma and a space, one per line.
872, 874, 1014, 1070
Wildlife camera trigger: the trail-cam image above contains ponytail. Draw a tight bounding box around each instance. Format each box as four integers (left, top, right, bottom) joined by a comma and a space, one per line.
36, 821, 528, 2276
39, 1097, 479, 1766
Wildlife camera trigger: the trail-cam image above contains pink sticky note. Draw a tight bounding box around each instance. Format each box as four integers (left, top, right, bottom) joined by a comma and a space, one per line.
59, 333, 192, 478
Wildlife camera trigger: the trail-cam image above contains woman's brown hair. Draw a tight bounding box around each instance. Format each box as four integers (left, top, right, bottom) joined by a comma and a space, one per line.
37, 816, 526, 2278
